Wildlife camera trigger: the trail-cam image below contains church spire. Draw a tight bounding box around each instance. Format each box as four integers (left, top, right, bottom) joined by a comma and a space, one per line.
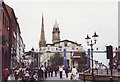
42, 13, 44, 29
39, 13, 46, 47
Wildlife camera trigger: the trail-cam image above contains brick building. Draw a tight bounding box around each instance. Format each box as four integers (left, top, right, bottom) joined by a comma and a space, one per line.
0, 1, 10, 81
0, 1, 25, 81
5, 3, 19, 69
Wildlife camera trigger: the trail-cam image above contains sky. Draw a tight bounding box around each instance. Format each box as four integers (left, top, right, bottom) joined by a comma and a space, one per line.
4, 0, 119, 66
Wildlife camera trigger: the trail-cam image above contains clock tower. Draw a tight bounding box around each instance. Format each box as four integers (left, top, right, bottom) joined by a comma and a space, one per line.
52, 20, 60, 44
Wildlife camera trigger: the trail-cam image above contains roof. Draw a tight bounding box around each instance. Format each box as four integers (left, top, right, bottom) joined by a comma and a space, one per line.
53, 39, 82, 46
46, 39, 82, 46
5, 3, 21, 34
2, 2, 10, 20
53, 20, 59, 28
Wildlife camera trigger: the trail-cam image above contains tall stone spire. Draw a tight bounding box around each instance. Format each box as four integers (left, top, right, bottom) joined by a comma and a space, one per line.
39, 13, 46, 47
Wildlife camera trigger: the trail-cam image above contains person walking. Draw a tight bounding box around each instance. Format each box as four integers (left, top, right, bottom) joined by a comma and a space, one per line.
71, 66, 77, 82
47, 66, 51, 77
44, 67, 48, 79
65, 67, 68, 78
54, 66, 58, 77
38, 67, 44, 82
3, 67, 9, 82
24, 70, 30, 81
50, 66, 53, 77
59, 66, 63, 79
14, 67, 20, 81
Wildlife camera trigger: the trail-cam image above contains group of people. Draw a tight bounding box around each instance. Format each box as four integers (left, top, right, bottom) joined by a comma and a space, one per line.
59, 66, 78, 81
13, 65, 60, 82
14, 66, 38, 82
3, 65, 78, 82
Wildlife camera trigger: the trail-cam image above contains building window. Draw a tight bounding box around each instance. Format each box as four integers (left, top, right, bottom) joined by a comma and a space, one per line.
7, 20, 9, 31
5, 16, 6, 27
2, 12, 4, 25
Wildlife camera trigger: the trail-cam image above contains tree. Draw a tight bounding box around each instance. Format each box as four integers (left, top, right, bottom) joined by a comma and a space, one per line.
80, 52, 87, 71
72, 52, 87, 72
50, 53, 64, 66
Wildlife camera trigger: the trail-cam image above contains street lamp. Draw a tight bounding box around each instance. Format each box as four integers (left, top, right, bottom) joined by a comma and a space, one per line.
31, 48, 35, 69
85, 32, 98, 82
70, 51, 73, 67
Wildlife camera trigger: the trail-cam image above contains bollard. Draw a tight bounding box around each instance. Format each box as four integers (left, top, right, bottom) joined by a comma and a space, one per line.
83, 73, 85, 82
93, 74, 95, 82
110, 76, 113, 82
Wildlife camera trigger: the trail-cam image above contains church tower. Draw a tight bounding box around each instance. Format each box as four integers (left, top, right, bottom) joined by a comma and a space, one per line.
52, 20, 60, 43
39, 14, 46, 47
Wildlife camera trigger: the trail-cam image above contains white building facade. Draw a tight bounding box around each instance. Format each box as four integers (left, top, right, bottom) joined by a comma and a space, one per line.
39, 39, 84, 68
16, 28, 25, 65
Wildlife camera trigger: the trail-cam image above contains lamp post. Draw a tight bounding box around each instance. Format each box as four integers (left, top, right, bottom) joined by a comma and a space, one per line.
70, 51, 72, 67
85, 32, 98, 82
31, 48, 35, 69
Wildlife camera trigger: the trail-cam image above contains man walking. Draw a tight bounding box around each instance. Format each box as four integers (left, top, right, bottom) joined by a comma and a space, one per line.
38, 67, 43, 82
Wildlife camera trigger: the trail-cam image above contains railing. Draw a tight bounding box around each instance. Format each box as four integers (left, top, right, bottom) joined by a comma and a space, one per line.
93, 69, 119, 76
84, 68, 119, 76
79, 68, 120, 82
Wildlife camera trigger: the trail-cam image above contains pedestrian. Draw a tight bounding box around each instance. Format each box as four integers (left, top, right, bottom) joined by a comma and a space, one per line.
50, 66, 53, 77
65, 67, 68, 78
44, 67, 48, 79
59, 66, 63, 79
47, 66, 50, 77
3, 67, 9, 82
14, 67, 20, 81
71, 66, 77, 82
24, 71, 30, 81
54, 66, 58, 77
38, 67, 44, 82
33, 72, 38, 82
19, 68, 24, 80
29, 72, 38, 82
41, 65, 45, 72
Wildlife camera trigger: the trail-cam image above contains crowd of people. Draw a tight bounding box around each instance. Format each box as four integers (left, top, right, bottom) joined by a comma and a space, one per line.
4, 65, 78, 82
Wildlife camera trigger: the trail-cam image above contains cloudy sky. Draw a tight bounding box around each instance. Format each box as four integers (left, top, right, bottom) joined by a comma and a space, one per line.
4, 0, 119, 66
